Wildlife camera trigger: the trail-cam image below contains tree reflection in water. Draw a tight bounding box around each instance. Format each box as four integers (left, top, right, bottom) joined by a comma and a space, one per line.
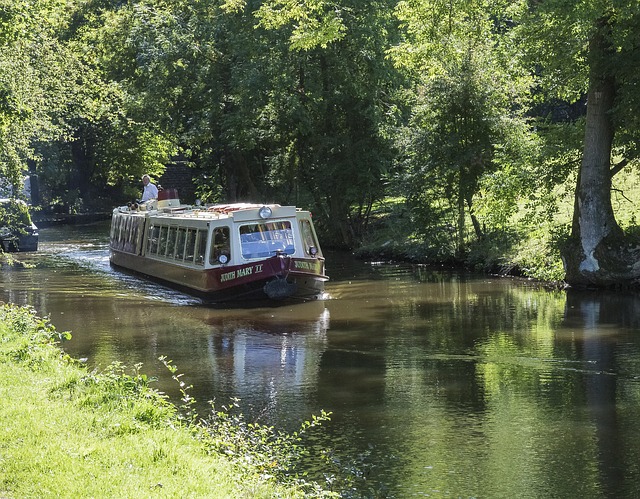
3, 230, 640, 497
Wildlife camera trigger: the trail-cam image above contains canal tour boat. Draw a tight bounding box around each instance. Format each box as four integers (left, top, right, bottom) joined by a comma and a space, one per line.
109, 189, 328, 303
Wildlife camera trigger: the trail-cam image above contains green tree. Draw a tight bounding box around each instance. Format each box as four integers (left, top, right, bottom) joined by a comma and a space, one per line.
36, 0, 178, 210
83, 0, 280, 203
0, 0, 170, 211
0, 0, 79, 194
90, 0, 400, 246
391, 0, 535, 258
257, 0, 401, 246
516, 1, 640, 287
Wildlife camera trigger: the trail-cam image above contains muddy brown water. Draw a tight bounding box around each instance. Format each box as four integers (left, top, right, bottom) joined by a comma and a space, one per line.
3, 222, 640, 497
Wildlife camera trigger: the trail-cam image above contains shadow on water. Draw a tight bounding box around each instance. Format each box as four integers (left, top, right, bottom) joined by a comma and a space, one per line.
3, 224, 640, 497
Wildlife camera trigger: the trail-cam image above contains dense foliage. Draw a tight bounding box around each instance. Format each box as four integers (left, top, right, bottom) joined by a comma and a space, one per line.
1, 0, 639, 284
0, 199, 31, 228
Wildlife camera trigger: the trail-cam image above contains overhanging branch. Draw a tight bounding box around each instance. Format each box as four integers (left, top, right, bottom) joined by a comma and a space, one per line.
610, 158, 628, 177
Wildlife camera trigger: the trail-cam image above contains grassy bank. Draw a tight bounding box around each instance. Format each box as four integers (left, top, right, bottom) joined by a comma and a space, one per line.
0, 303, 333, 498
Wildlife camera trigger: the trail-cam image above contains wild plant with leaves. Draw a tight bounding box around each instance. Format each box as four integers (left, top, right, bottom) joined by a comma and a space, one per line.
160, 355, 341, 497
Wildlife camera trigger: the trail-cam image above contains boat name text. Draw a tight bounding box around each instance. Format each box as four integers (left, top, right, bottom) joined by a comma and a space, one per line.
294, 260, 318, 271
220, 264, 264, 283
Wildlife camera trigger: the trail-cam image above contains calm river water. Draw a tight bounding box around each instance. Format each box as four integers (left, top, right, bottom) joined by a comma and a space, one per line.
3, 222, 640, 498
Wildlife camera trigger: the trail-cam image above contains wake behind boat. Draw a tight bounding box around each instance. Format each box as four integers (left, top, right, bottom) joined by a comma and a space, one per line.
109, 189, 328, 303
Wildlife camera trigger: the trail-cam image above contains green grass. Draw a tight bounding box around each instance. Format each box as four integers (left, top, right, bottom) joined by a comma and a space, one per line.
0, 304, 330, 498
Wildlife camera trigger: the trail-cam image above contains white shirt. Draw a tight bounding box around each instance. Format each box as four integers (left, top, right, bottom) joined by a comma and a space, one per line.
141, 182, 158, 202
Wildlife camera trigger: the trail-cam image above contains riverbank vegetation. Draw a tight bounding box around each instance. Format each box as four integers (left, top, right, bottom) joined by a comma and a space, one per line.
0, 303, 338, 498
1, 1, 639, 287
357, 166, 640, 283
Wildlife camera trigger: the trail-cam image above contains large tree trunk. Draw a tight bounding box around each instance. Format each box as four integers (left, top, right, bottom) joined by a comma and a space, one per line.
570, 75, 619, 271
563, 18, 640, 288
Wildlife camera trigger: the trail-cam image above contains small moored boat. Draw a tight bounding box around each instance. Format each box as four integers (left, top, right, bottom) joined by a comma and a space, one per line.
109, 189, 328, 302
0, 198, 39, 252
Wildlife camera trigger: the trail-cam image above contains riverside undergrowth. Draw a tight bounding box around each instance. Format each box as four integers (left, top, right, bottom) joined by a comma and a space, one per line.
159, 356, 338, 497
159, 360, 383, 498
0, 303, 340, 498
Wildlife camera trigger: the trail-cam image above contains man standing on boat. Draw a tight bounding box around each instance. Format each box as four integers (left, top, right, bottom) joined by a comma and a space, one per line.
140, 174, 158, 202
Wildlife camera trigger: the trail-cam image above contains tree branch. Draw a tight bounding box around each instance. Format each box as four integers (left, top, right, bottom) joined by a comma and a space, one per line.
611, 187, 632, 204
610, 157, 628, 177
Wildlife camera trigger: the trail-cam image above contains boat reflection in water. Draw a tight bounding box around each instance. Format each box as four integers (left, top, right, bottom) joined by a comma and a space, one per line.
169, 300, 331, 425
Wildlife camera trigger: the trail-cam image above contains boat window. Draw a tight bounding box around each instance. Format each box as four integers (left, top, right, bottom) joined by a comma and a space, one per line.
195, 230, 207, 265
239, 221, 294, 259
121, 217, 128, 248
123, 217, 134, 253
109, 214, 120, 248
184, 229, 197, 263
115, 215, 123, 249
175, 228, 187, 260
131, 218, 140, 253
166, 227, 177, 258
158, 226, 168, 256
300, 219, 320, 257
137, 222, 144, 251
110, 214, 119, 243
147, 225, 160, 255
209, 227, 231, 265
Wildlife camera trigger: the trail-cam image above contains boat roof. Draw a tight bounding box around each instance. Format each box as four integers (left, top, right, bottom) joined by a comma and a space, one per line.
113, 202, 305, 222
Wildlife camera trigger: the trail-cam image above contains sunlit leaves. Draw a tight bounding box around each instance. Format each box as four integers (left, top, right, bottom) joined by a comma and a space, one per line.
0, 0, 84, 187
514, 2, 640, 173
390, 0, 516, 76
511, 0, 592, 102
256, 0, 346, 50
220, 0, 247, 14
393, 0, 537, 250
0, 1, 28, 43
